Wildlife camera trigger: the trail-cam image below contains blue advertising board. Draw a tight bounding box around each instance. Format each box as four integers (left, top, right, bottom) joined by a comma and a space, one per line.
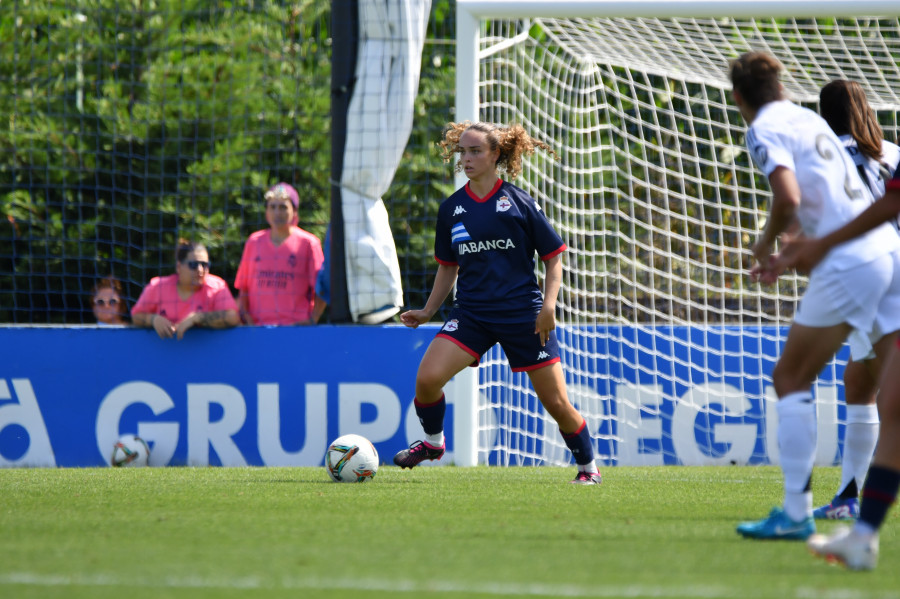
0, 325, 464, 467
0, 325, 848, 468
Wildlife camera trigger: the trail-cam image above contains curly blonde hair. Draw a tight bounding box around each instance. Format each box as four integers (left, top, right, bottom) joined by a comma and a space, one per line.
438, 121, 557, 180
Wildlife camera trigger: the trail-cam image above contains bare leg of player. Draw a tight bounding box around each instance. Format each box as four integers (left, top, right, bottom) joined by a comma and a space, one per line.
393, 337, 474, 469
813, 358, 877, 520
737, 321, 849, 540
528, 362, 601, 484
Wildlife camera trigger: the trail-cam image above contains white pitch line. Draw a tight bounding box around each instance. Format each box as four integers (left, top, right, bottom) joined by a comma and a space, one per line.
0, 572, 896, 599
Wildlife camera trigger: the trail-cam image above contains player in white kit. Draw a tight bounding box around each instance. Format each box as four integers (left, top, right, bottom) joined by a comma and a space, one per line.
729, 52, 900, 541
812, 79, 900, 521
777, 159, 900, 570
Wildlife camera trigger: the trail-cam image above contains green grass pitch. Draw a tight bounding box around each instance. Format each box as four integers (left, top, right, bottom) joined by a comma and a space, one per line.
1, 465, 898, 599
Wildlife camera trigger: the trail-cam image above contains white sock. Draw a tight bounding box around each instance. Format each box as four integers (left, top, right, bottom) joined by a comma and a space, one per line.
425, 432, 445, 447
578, 461, 599, 474
777, 392, 816, 522
841, 404, 879, 496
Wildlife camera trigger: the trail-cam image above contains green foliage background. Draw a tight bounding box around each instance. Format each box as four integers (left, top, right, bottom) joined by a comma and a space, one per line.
0, 0, 455, 323
5, 4, 897, 326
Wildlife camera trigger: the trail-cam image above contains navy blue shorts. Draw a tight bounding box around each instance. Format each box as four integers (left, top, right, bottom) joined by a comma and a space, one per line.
435, 307, 560, 372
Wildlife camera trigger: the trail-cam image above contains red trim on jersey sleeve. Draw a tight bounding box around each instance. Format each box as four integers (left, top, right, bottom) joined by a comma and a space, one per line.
435, 256, 458, 266
540, 245, 567, 261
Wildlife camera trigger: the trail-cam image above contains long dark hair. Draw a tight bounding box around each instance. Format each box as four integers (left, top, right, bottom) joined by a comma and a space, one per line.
820, 79, 884, 161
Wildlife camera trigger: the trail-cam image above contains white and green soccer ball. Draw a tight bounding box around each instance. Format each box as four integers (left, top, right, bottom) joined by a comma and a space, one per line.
324, 434, 379, 483
110, 433, 150, 467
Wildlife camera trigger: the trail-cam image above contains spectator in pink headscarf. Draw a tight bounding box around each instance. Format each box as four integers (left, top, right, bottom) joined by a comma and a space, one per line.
234, 183, 324, 325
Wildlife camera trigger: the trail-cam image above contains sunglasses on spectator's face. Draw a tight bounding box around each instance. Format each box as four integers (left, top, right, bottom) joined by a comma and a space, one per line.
94, 298, 119, 306
185, 260, 210, 270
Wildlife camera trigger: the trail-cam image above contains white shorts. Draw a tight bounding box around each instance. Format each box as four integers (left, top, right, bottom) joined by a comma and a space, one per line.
795, 251, 900, 361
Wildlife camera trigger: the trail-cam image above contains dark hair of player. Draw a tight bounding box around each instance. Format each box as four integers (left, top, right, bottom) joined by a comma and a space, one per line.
438, 121, 558, 180
819, 79, 884, 162
729, 51, 784, 110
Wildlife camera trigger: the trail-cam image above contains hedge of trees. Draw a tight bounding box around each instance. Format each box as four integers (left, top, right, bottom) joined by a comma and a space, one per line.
0, 0, 454, 323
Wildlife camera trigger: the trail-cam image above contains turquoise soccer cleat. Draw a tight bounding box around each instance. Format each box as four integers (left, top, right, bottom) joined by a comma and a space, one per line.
736, 507, 815, 540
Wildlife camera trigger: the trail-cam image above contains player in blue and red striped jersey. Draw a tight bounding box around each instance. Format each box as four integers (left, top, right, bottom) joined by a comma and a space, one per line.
777, 167, 900, 570
393, 121, 601, 484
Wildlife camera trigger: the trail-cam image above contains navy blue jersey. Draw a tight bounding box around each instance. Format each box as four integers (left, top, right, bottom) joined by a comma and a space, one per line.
434, 179, 565, 322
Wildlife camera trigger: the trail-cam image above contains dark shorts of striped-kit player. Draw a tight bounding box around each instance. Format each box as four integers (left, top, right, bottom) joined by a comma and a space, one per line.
434, 306, 560, 372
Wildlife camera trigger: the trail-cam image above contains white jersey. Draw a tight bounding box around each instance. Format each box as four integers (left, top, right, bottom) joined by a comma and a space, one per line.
747, 100, 900, 271
839, 134, 900, 200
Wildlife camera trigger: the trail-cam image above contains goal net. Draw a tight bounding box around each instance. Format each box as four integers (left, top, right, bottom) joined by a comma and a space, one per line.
457, 2, 900, 466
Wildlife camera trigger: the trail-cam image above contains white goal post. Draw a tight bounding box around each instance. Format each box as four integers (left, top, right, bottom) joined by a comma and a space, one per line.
452, 0, 900, 466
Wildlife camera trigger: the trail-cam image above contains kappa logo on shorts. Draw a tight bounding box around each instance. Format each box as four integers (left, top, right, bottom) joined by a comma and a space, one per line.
496, 196, 512, 212
442, 319, 460, 332
537, 350, 550, 360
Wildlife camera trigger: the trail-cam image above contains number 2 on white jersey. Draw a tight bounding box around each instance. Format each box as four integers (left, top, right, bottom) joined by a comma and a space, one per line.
815, 133, 866, 202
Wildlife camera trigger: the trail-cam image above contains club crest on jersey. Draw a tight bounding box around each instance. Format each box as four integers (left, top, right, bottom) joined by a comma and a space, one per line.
442, 319, 460, 332
496, 196, 512, 212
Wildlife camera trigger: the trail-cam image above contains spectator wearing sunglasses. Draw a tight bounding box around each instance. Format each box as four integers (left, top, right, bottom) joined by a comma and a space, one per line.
234, 182, 324, 325
132, 239, 240, 339
91, 276, 128, 326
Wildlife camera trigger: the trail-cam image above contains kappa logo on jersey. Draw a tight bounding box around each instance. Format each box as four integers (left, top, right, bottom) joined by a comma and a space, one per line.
442, 319, 460, 332
453, 205, 467, 216
496, 196, 512, 212
451, 223, 472, 244
537, 351, 550, 360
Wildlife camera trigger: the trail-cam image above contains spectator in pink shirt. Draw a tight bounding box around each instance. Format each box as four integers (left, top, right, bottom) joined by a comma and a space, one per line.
132, 239, 240, 339
234, 183, 324, 325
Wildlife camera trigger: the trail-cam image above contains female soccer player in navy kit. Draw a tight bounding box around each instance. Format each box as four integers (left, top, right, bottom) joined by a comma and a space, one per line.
393, 121, 601, 484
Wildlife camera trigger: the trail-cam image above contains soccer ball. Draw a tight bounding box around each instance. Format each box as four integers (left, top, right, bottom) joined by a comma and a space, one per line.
324, 434, 379, 483
110, 434, 150, 467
